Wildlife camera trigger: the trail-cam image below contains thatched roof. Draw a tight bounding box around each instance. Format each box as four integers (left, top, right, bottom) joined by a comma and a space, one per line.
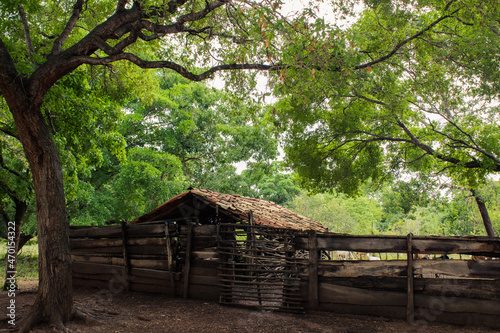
132, 188, 327, 232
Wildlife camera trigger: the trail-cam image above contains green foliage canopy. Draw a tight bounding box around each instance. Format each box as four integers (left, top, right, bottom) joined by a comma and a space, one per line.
273, 0, 500, 197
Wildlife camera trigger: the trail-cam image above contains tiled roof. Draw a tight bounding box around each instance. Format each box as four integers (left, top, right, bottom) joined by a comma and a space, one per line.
133, 188, 328, 232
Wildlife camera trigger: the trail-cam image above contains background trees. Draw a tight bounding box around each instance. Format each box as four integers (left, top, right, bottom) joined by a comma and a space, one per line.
69, 73, 279, 224
273, 0, 500, 237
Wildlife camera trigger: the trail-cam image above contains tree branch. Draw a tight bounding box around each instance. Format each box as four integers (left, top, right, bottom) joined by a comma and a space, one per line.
18, 5, 35, 59
76, 53, 280, 81
116, 0, 128, 12
50, 0, 85, 56
355, 10, 459, 70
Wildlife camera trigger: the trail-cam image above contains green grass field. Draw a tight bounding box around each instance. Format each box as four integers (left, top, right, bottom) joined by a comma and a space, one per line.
0, 240, 39, 287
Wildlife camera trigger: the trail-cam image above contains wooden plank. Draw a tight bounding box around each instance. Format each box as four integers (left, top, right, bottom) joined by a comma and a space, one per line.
308, 230, 319, 309
318, 282, 500, 316
415, 260, 500, 279
416, 278, 500, 300
130, 267, 180, 280
314, 260, 407, 278
71, 247, 123, 256
129, 275, 173, 287
319, 276, 408, 292
319, 283, 407, 307
312, 259, 500, 279
412, 238, 500, 255
127, 222, 176, 238
73, 272, 117, 281
183, 223, 193, 299
406, 233, 414, 323
414, 294, 500, 315
71, 255, 168, 270
294, 234, 500, 255
69, 225, 122, 239
73, 277, 111, 289
69, 222, 174, 239
71, 238, 122, 249
129, 259, 169, 270
127, 245, 166, 255
192, 224, 217, 236
295, 234, 406, 252
72, 237, 166, 248
72, 262, 125, 276
71, 255, 125, 266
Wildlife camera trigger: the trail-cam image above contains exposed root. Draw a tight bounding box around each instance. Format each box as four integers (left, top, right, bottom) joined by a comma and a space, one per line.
16, 303, 107, 332
72, 307, 101, 325
16, 302, 42, 333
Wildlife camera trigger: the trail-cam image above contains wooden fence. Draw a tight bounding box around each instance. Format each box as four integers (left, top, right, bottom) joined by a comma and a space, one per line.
70, 222, 500, 328
70, 220, 219, 300
296, 231, 500, 328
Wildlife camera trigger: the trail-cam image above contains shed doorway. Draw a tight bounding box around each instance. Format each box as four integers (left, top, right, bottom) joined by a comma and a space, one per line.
217, 223, 304, 312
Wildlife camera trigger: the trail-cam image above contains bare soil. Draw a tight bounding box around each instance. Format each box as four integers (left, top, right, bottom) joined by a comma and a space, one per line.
1, 279, 497, 333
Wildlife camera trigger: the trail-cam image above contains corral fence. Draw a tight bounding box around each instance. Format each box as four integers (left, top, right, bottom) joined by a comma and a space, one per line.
70, 219, 500, 328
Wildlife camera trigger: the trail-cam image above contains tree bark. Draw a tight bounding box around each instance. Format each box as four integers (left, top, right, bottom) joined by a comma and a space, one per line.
471, 189, 497, 238
10, 100, 73, 331
1, 199, 28, 291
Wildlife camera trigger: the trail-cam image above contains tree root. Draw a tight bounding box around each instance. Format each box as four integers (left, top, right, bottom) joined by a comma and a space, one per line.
72, 307, 101, 325
16, 299, 42, 333
15, 303, 112, 333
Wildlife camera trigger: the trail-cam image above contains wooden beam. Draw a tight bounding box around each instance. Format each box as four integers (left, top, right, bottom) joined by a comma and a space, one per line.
164, 222, 176, 296
406, 233, 414, 323
69, 225, 122, 238
310, 259, 500, 279
121, 221, 131, 291
183, 223, 193, 299
164, 222, 174, 271
308, 230, 319, 309
294, 234, 500, 255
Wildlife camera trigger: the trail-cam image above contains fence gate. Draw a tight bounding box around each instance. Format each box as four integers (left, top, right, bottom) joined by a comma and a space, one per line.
217, 223, 304, 312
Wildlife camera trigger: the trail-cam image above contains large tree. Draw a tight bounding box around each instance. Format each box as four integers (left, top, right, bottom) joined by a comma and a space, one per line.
273, 0, 500, 237
0, 0, 300, 330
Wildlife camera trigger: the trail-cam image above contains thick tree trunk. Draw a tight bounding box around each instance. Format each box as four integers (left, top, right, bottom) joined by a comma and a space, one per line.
10, 101, 73, 331
2, 199, 28, 291
471, 189, 496, 238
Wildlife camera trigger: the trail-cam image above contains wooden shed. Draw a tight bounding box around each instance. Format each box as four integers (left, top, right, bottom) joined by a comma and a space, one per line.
71, 188, 327, 310
132, 188, 328, 232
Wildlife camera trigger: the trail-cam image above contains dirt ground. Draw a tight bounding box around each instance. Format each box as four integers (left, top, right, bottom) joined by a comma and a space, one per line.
1, 279, 498, 333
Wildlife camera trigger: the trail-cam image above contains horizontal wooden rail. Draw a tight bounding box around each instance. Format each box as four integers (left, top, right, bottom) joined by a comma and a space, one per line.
294, 234, 500, 256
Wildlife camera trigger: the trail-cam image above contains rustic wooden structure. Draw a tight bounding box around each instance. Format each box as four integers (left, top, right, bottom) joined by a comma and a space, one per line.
294, 232, 500, 328
70, 188, 500, 329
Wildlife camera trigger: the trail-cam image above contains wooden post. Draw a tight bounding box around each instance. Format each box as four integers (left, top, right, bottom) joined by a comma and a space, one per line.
183, 223, 193, 299
121, 221, 131, 291
308, 230, 319, 310
406, 233, 414, 323
164, 222, 176, 296
248, 211, 262, 307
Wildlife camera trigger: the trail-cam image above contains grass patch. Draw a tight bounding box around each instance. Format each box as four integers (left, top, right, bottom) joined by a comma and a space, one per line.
0, 240, 39, 286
